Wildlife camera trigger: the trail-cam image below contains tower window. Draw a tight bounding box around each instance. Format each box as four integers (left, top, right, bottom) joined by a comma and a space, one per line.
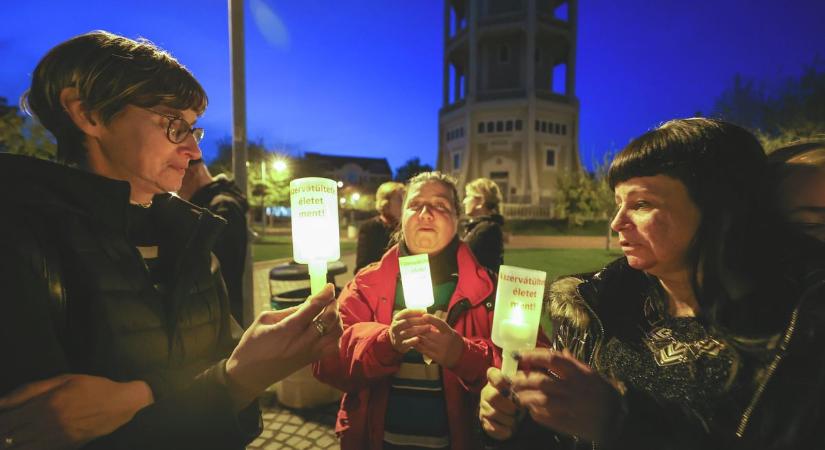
487, 121, 494, 133
453, 152, 461, 170
498, 45, 510, 64
546, 149, 556, 167
555, 123, 561, 134
541, 122, 547, 133
506, 120, 513, 132
496, 121, 504, 132
547, 121, 554, 133
515, 120, 523, 131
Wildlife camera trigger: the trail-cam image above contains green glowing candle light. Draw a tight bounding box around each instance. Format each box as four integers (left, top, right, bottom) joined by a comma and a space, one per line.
289, 177, 341, 295
491, 265, 547, 377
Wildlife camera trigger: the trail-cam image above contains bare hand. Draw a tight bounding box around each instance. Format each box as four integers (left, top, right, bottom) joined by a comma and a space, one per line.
480, 367, 519, 441
0, 374, 153, 450
387, 309, 429, 354
510, 349, 621, 443
414, 314, 464, 368
225, 283, 342, 408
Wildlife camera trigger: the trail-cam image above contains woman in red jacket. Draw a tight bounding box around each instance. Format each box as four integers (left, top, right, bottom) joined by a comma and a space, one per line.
314, 171, 499, 450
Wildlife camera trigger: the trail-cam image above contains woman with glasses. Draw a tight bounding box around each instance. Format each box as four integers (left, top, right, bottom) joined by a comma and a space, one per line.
0, 31, 342, 450
314, 172, 499, 450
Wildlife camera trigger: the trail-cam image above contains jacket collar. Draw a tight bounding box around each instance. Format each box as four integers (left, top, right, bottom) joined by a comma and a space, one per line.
0, 154, 225, 248
0, 153, 132, 233
366, 241, 494, 307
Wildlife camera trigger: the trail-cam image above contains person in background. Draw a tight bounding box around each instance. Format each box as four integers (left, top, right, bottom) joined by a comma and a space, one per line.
179, 159, 250, 324
768, 140, 825, 242
314, 172, 499, 450
0, 30, 342, 450
479, 118, 825, 449
461, 177, 504, 274
353, 181, 405, 274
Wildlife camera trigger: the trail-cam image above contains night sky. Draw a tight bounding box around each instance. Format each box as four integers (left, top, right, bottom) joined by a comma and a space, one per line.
1, 0, 823, 172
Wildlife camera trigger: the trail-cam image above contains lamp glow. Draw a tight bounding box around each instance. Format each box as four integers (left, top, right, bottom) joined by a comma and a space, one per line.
398, 254, 435, 309
491, 265, 547, 377
290, 177, 341, 294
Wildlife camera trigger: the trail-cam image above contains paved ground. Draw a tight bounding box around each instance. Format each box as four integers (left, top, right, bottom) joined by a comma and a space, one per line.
506, 234, 615, 249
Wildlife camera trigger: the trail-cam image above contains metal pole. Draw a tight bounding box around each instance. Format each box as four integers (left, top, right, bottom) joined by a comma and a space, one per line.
229, 0, 254, 328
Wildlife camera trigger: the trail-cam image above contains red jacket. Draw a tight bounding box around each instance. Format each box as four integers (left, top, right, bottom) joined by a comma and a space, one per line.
313, 242, 499, 450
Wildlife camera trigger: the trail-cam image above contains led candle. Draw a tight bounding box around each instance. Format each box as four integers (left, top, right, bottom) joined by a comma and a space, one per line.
290, 177, 341, 294
398, 253, 435, 309
491, 265, 547, 377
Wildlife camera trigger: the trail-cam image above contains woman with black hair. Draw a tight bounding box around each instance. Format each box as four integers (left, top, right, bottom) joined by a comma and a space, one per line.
479, 119, 825, 449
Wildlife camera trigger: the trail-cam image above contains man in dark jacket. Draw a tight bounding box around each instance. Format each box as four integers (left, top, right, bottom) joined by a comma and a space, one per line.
0, 30, 342, 450
354, 181, 404, 274
180, 159, 250, 324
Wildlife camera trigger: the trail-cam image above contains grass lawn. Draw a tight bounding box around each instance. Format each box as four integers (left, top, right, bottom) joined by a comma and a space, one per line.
252, 235, 357, 262
504, 248, 622, 281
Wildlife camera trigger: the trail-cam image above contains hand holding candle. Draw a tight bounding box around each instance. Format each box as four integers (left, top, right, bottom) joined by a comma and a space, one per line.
491, 265, 547, 377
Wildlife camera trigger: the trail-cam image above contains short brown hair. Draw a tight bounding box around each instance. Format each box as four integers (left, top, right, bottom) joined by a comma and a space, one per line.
22, 30, 207, 165
375, 181, 405, 214
465, 177, 502, 213
405, 171, 461, 217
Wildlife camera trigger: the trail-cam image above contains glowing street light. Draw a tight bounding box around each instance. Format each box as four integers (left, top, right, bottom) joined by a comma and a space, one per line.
491, 265, 547, 377
273, 159, 287, 173
289, 177, 341, 294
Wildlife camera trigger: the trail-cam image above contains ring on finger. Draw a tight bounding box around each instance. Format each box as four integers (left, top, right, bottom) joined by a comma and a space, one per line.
313, 318, 328, 337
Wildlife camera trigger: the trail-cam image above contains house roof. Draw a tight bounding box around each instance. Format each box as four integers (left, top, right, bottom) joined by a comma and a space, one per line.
303, 152, 392, 175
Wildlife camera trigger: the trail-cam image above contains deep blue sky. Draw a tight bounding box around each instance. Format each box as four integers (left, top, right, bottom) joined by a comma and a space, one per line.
1, 0, 823, 172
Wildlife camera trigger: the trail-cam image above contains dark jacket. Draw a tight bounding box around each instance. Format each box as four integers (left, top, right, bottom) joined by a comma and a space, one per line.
354, 215, 397, 274
314, 242, 499, 450
462, 214, 504, 274
189, 175, 249, 324
489, 250, 825, 450
0, 154, 260, 450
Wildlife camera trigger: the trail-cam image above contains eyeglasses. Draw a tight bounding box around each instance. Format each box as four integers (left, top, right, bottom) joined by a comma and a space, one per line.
143, 108, 205, 144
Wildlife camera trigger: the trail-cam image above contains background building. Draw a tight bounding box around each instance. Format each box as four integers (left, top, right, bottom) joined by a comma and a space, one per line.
437, 0, 580, 216
302, 152, 393, 191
